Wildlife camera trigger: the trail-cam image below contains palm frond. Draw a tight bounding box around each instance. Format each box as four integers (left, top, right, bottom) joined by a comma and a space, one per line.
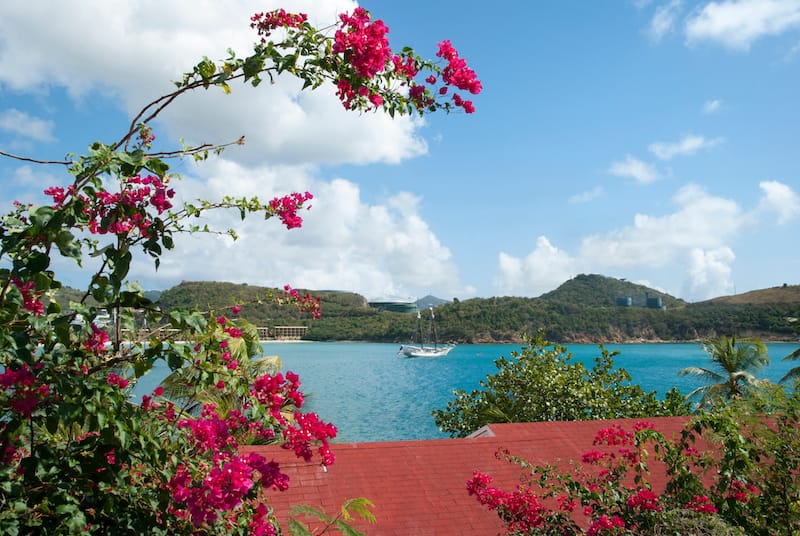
782, 347, 800, 362
678, 366, 724, 383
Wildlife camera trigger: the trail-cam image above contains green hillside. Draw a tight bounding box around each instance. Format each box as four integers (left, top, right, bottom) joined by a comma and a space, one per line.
539, 274, 686, 308
702, 284, 800, 305
145, 275, 800, 344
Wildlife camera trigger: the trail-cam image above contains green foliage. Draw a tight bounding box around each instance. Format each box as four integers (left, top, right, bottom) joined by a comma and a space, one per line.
469, 396, 800, 535
679, 335, 770, 409
663, 395, 800, 535
648, 509, 746, 536
432, 333, 691, 437
288, 498, 376, 536
148, 278, 800, 344
539, 273, 686, 309
0, 6, 473, 534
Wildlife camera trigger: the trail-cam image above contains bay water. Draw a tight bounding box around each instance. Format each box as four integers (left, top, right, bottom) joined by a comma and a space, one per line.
134, 341, 800, 443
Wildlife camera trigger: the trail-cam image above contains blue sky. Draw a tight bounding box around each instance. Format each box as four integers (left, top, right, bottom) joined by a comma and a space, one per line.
1, 0, 799, 302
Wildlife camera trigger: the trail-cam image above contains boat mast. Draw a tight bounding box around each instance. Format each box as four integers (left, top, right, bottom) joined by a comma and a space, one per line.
429, 307, 438, 350
415, 310, 423, 345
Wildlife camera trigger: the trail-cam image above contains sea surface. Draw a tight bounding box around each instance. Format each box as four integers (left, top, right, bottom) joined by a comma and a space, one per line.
133, 341, 800, 443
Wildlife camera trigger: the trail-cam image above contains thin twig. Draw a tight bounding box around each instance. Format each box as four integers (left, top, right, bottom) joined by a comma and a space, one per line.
0, 150, 70, 166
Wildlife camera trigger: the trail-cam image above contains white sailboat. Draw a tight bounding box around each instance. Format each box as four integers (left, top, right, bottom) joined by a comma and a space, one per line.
398, 307, 455, 358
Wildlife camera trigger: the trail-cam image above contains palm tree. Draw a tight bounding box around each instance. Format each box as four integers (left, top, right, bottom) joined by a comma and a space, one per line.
679, 335, 769, 409
779, 346, 800, 384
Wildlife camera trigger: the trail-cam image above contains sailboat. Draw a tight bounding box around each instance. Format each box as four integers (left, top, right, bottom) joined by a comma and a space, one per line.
398, 307, 455, 358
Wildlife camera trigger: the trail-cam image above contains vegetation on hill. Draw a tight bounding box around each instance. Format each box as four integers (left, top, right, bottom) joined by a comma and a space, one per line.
539, 273, 686, 308
702, 283, 800, 305
149, 275, 800, 343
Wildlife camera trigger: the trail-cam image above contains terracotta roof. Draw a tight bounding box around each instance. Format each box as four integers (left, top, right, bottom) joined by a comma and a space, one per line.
243, 416, 693, 535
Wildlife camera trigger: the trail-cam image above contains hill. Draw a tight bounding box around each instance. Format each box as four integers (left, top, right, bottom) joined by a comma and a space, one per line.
95, 275, 800, 344
701, 284, 800, 305
539, 274, 686, 309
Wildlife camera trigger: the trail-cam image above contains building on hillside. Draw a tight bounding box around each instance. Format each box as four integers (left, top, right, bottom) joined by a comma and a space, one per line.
244, 416, 697, 535
256, 326, 308, 340
368, 299, 418, 313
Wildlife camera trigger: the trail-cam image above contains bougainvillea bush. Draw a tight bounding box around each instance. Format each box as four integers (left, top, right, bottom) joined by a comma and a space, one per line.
0, 7, 480, 535
467, 394, 800, 535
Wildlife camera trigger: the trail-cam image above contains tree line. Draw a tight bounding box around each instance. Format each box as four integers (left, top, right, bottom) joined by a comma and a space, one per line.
153, 280, 800, 343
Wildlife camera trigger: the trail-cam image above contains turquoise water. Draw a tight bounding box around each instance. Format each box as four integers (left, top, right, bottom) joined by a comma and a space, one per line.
133, 342, 800, 443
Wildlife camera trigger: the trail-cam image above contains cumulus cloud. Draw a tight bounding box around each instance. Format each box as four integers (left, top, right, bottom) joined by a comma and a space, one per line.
0, 109, 55, 142
0, 0, 427, 167
0, 1, 471, 299
703, 99, 722, 114
608, 155, 660, 184
684, 247, 736, 299
123, 159, 471, 300
757, 180, 800, 224
493, 237, 577, 297
0, 166, 62, 212
649, 0, 684, 41
685, 0, 800, 50
580, 184, 745, 266
492, 184, 758, 301
648, 134, 723, 160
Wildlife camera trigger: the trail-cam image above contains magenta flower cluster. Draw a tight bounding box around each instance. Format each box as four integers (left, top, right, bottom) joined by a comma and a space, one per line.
10, 276, 44, 316
250, 8, 308, 42
435, 40, 482, 113
166, 365, 335, 530
281, 284, 322, 319
45, 174, 174, 238
269, 191, 312, 230
467, 420, 764, 535
0, 363, 48, 418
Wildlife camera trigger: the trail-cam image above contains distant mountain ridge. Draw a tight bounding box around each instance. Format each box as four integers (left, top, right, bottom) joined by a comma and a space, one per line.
55, 274, 800, 343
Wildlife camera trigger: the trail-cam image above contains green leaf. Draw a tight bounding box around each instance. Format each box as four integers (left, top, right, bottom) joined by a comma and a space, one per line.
167, 352, 183, 371
24, 251, 50, 274
54, 229, 81, 260
243, 55, 264, 81
287, 519, 313, 536
28, 205, 55, 227
147, 158, 170, 177
45, 413, 60, 434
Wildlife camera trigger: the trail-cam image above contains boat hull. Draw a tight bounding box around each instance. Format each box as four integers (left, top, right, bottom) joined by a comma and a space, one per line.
399, 344, 455, 358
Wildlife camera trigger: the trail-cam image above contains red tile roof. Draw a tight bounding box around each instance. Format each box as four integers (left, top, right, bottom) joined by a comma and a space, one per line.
243, 416, 693, 535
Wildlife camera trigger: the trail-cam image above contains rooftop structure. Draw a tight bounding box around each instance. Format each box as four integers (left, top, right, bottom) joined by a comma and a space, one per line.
244, 416, 694, 535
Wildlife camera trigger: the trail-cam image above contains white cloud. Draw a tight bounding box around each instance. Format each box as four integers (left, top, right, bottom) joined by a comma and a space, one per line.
0, 166, 59, 213
0, 1, 469, 300
0, 0, 427, 167
0, 109, 55, 142
123, 159, 472, 300
649, 0, 684, 41
580, 184, 745, 267
493, 237, 577, 297
684, 246, 736, 299
685, 0, 800, 50
757, 180, 800, 224
493, 184, 755, 301
608, 155, 660, 184
569, 186, 603, 204
703, 99, 722, 114
648, 134, 723, 160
